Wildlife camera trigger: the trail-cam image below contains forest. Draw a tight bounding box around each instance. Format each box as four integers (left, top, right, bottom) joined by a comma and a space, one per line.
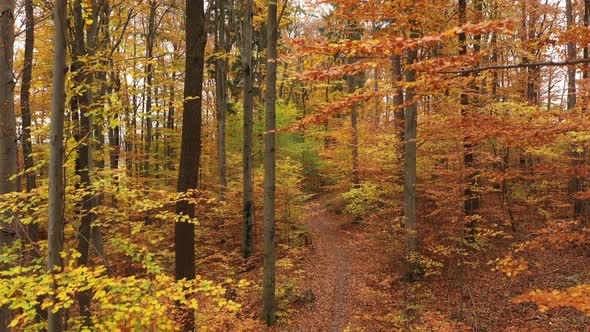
0, 0, 589, 330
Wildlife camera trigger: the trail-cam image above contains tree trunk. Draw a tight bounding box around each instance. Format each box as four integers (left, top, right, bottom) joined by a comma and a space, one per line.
70, 0, 100, 324
242, 0, 254, 259
166, 66, 176, 172
347, 74, 360, 187
459, 0, 480, 242
216, 0, 228, 200
20, 0, 39, 249
143, 1, 157, 178
404, 29, 420, 282
565, 0, 587, 223
47, 0, 67, 330
175, 0, 206, 329
0, 1, 17, 330
262, 0, 278, 324
392, 55, 404, 144
392, 55, 405, 200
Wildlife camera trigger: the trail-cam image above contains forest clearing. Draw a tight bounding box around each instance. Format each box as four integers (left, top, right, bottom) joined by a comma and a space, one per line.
1, 0, 590, 330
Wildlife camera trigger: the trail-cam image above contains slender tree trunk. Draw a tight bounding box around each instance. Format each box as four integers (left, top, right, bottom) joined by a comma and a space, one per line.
18, 0, 40, 256
47, 0, 67, 330
351, 107, 359, 185
242, 0, 254, 259
459, 0, 480, 241
347, 74, 360, 187
392, 55, 405, 198
104, 5, 121, 179
404, 29, 420, 282
20, 0, 36, 196
71, 0, 100, 324
392, 55, 404, 143
166, 71, 175, 171
127, 25, 138, 178
175, 0, 206, 329
216, 0, 228, 200
262, 0, 278, 324
565, 0, 586, 223
0, 1, 17, 330
21, 8, 44, 322
144, 1, 157, 178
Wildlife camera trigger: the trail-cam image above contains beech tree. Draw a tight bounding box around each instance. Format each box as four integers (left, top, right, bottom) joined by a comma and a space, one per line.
0, 0, 16, 329
47, 0, 67, 330
262, 0, 278, 324
20, 0, 36, 203
175, 0, 206, 329
403, 28, 419, 281
241, 0, 254, 259
215, 0, 229, 199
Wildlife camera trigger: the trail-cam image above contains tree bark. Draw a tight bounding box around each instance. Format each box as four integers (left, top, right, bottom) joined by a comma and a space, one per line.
0, 1, 17, 329
392, 55, 404, 145
262, 0, 278, 324
47, 0, 67, 330
404, 29, 420, 281
242, 0, 254, 259
459, 0, 480, 242
565, 0, 587, 223
143, 1, 157, 178
175, 0, 206, 329
70, 0, 100, 323
20, 0, 36, 195
347, 74, 360, 187
215, 0, 228, 200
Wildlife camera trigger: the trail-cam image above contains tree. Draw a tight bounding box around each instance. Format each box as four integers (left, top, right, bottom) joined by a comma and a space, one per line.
175, 0, 206, 329
403, 28, 420, 281
0, 0, 16, 329
47, 0, 68, 330
262, 0, 278, 324
241, 0, 254, 259
347, 69, 360, 187
70, 0, 101, 322
20, 0, 37, 210
565, 0, 588, 223
143, 0, 157, 178
215, 0, 229, 199
392, 54, 404, 151
459, 0, 480, 241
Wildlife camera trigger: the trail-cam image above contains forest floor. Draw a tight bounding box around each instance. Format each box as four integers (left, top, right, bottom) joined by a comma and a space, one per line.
265, 193, 590, 332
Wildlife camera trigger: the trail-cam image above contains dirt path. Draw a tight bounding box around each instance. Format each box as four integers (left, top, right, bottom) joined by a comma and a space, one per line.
287, 199, 355, 332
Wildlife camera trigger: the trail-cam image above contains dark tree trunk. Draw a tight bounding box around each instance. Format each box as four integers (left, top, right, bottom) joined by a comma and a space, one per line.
70, 0, 100, 324
215, 0, 228, 199
166, 71, 176, 171
0, 1, 17, 329
143, 1, 157, 178
175, 0, 206, 329
242, 0, 254, 259
404, 29, 420, 281
347, 74, 360, 186
565, 0, 587, 223
20, 0, 39, 246
392, 55, 404, 144
459, 0, 480, 242
262, 0, 278, 324
47, 0, 67, 330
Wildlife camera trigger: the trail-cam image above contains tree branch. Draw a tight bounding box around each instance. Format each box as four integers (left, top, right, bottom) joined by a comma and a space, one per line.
440, 58, 590, 74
